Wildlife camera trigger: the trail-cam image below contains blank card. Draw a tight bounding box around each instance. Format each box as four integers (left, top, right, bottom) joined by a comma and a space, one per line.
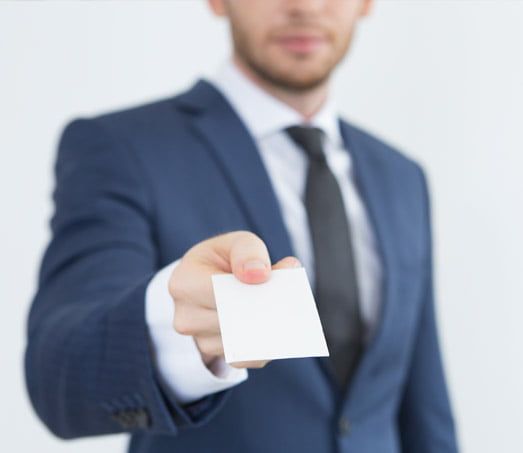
212, 268, 329, 363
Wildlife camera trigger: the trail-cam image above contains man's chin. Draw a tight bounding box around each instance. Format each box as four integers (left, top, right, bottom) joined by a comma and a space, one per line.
235, 48, 334, 93
265, 71, 330, 92
252, 64, 331, 92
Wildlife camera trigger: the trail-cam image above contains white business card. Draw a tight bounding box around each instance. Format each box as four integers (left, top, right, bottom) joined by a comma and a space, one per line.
211, 268, 329, 363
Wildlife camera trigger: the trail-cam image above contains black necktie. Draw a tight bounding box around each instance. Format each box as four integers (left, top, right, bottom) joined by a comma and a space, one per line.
286, 125, 364, 387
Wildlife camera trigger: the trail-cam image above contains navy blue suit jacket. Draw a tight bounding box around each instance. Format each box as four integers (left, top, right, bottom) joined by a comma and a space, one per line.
25, 80, 458, 452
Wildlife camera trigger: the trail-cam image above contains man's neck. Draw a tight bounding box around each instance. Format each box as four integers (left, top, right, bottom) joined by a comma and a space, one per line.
232, 56, 329, 120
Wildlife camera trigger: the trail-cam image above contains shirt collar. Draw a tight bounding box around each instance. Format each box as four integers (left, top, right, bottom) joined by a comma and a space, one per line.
210, 60, 343, 147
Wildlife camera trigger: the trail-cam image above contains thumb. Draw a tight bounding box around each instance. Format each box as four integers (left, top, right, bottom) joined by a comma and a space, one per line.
223, 231, 272, 284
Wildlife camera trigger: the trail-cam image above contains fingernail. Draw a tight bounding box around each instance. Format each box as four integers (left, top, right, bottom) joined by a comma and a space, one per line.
292, 259, 302, 268
243, 260, 267, 271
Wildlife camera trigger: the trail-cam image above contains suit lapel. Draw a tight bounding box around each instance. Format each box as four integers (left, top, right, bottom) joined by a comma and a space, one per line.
176, 80, 294, 263
338, 121, 402, 403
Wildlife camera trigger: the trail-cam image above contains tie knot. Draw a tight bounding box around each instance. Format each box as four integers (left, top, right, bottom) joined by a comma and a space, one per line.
285, 126, 326, 163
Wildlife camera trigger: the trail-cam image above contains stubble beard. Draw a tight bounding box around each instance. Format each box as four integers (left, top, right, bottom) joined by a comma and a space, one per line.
238, 49, 333, 94
233, 30, 354, 95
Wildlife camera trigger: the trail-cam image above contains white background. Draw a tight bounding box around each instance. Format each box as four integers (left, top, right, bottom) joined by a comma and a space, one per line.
1, 1, 522, 452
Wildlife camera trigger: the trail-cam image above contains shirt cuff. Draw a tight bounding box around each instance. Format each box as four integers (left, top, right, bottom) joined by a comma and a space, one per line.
145, 260, 248, 405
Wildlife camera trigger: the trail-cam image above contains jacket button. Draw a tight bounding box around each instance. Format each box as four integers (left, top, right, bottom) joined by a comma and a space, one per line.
338, 416, 351, 436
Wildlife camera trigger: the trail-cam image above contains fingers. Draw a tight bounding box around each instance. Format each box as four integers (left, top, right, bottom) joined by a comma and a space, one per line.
272, 256, 302, 271
173, 304, 220, 336
230, 360, 270, 369
194, 335, 225, 358
169, 260, 216, 309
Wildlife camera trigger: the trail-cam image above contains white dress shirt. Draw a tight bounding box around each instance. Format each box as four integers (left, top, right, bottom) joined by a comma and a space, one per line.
145, 60, 383, 404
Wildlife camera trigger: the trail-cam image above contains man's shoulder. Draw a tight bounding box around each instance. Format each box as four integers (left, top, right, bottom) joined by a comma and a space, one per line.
66, 80, 221, 142
58, 83, 210, 153
92, 93, 184, 134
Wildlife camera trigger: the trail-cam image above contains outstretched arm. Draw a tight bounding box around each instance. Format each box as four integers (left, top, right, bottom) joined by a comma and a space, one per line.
25, 119, 297, 439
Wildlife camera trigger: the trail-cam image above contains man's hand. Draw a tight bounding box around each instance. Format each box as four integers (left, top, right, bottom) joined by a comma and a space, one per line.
168, 231, 301, 370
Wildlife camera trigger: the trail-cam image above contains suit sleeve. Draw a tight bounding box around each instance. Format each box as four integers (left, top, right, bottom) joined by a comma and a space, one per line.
398, 166, 460, 452
25, 119, 230, 439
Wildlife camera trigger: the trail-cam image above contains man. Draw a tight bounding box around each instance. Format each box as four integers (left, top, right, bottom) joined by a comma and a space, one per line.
25, 0, 459, 452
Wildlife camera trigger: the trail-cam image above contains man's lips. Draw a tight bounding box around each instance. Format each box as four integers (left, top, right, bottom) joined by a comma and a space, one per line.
275, 34, 327, 54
